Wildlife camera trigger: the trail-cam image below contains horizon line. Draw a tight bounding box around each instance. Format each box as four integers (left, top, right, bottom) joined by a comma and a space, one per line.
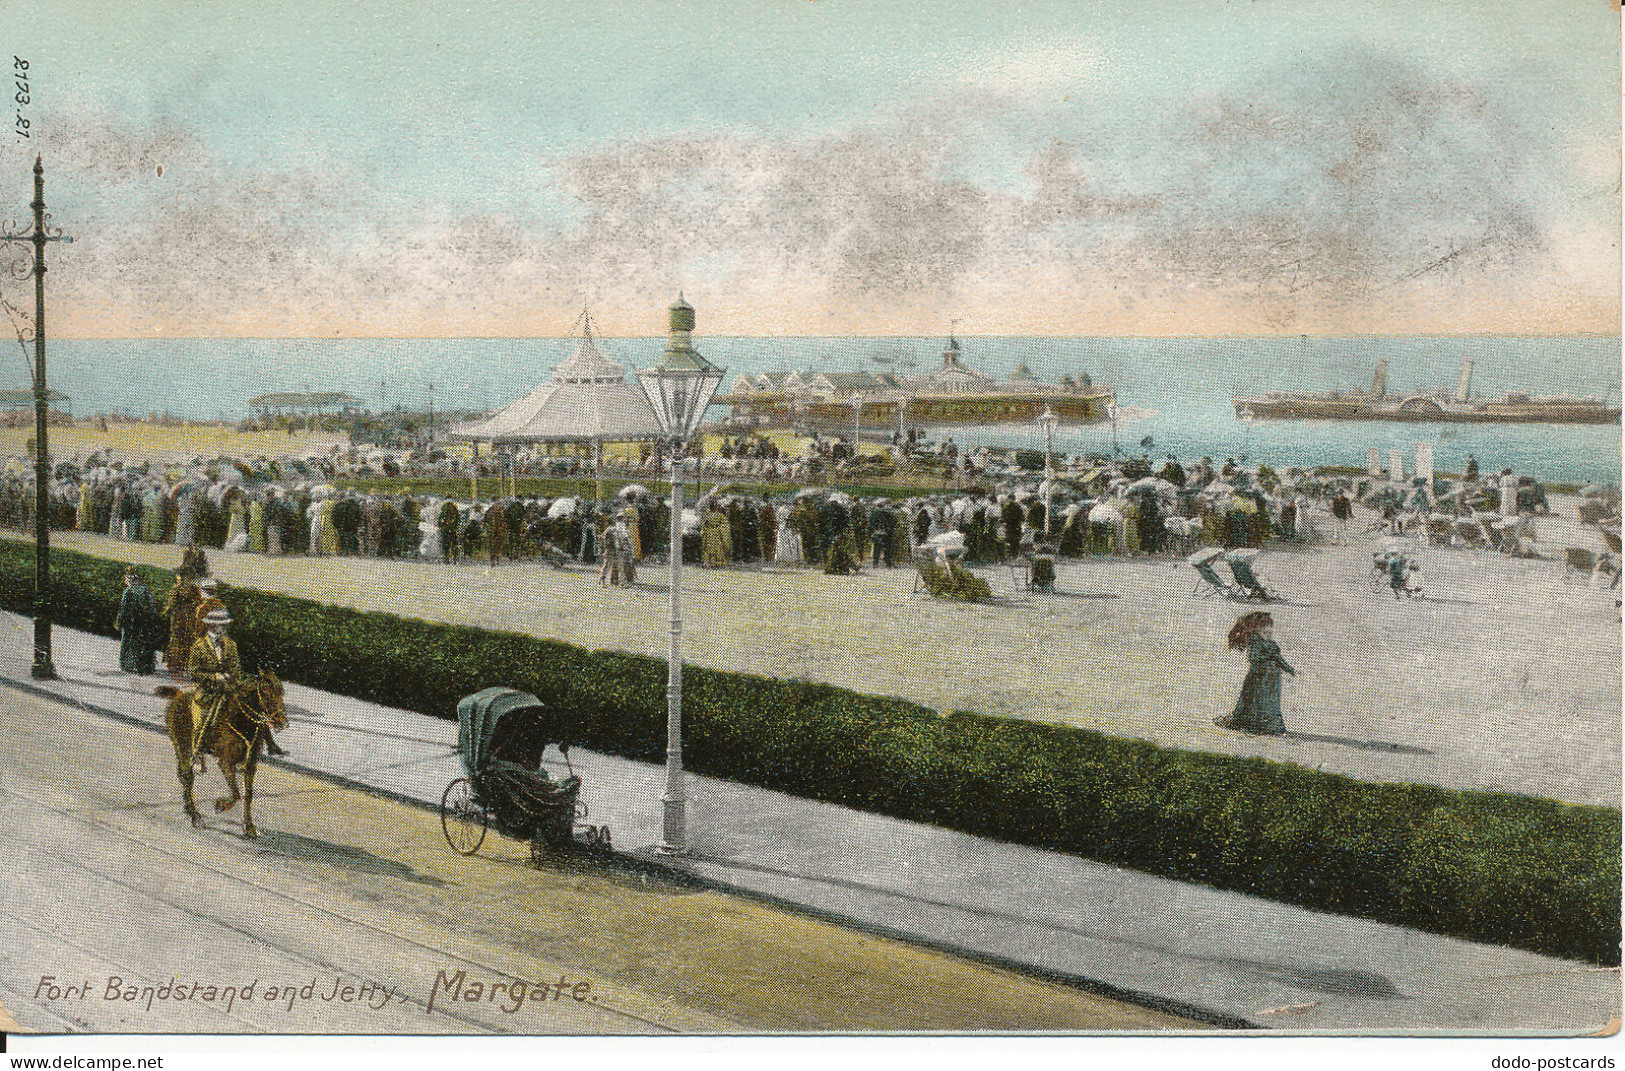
31, 332, 1625, 343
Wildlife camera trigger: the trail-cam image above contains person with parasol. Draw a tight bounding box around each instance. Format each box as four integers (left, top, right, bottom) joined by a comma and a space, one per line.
1214, 611, 1295, 735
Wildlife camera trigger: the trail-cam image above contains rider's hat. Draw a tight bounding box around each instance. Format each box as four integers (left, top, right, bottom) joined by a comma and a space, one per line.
202, 608, 231, 628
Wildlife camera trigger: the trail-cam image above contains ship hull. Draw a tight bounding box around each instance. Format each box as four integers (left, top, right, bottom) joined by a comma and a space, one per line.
1235, 399, 1620, 425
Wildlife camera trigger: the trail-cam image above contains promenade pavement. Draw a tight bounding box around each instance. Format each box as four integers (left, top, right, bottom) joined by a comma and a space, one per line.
25, 520, 1621, 807
1, 610, 1617, 1035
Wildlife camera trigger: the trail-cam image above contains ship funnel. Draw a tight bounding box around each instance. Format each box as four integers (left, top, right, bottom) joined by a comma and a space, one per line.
1455, 358, 1473, 403
1370, 357, 1389, 398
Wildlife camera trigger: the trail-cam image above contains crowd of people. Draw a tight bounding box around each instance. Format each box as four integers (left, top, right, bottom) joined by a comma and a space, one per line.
0, 440, 1580, 591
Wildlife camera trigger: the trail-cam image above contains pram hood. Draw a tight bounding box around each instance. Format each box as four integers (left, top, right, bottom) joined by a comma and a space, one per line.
456, 687, 570, 779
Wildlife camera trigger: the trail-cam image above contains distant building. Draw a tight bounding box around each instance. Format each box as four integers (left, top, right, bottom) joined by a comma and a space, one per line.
247, 391, 363, 417
0, 388, 68, 411
716, 336, 1114, 433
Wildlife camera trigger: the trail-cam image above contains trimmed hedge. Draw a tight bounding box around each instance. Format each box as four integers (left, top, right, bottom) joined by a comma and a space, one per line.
2, 539, 1618, 965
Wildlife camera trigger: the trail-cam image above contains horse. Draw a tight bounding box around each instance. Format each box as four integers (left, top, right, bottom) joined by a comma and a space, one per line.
156, 670, 286, 838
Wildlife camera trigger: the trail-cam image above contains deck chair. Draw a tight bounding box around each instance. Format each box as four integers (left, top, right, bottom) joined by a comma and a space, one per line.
1598, 553, 1622, 590
1188, 548, 1235, 598
911, 548, 944, 595
1225, 551, 1275, 601
1565, 548, 1596, 577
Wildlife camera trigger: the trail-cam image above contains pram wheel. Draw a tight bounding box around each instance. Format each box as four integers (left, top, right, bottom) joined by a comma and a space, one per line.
440, 778, 488, 855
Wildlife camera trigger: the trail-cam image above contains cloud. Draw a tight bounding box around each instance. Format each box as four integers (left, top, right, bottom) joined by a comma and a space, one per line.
542, 125, 997, 300
1147, 47, 1560, 309
960, 39, 1106, 104
15, 42, 1617, 337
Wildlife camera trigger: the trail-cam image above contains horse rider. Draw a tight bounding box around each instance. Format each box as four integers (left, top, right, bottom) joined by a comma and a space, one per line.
186, 607, 286, 769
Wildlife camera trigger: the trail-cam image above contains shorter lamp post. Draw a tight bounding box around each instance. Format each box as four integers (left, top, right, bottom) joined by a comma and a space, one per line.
637, 308, 725, 856
851, 391, 864, 468
1037, 405, 1058, 536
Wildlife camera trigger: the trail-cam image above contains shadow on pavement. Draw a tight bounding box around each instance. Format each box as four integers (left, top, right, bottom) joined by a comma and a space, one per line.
693, 855, 1402, 1001
1282, 731, 1433, 756
251, 829, 448, 887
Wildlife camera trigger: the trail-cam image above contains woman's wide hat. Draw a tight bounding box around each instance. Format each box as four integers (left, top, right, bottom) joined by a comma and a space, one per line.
202, 608, 231, 628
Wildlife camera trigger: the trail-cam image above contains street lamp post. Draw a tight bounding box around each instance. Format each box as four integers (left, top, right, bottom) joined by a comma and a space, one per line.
1, 156, 72, 680
425, 382, 436, 450
1037, 405, 1058, 537
637, 295, 725, 856
851, 391, 864, 469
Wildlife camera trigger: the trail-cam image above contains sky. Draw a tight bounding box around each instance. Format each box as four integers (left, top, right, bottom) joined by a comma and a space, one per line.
0, 0, 1616, 338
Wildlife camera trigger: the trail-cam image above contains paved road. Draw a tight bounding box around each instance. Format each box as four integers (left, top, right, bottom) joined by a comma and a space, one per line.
0, 682, 1197, 1035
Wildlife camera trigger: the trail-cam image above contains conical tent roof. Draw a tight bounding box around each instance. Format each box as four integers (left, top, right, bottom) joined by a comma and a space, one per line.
448, 311, 664, 443
552, 325, 628, 385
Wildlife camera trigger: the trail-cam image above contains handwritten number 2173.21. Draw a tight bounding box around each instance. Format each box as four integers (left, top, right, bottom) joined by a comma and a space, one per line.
13, 56, 28, 139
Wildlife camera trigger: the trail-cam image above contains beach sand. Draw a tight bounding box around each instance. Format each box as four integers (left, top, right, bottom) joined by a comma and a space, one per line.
0, 423, 347, 466
22, 498, 1619, 808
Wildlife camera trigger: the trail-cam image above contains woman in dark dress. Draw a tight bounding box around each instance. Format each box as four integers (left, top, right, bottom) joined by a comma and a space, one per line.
116, 568, 160, 675
1215, 611, 1295, 735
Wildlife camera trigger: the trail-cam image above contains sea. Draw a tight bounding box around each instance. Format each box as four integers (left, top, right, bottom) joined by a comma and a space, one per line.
18, 335, 1624, 488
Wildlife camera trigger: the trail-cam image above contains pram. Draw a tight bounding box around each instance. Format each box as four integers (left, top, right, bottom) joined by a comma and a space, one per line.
439, 687, 610, 866
1224, 549, 1275, 601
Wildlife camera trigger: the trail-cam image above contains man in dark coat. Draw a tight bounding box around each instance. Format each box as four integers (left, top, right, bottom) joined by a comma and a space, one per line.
1001, 496, 1025, 559
739, 500, 761, 562
869, 504, 896, 568
506, 499, 529, 558
437, 500, 461, 562
1140, 493, 1163, 553
1330, 490, 1352, 543
487, 498, 511, 561
117, 567, 160, 675
463, 508, 486, 562
331, 495, 362, 555
91, 482, 113, 536
637, 501, 659, 561
377, 499, 403, 558
848, 500, 869, 564
817, 497, 847, 563
724, 500, 744, 563
792, 498, 821, 564
192, 492, 221, 548
118, 482, 141, 541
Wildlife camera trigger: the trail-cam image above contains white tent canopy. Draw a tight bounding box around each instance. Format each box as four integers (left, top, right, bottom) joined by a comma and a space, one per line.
448, 324, 664, 444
